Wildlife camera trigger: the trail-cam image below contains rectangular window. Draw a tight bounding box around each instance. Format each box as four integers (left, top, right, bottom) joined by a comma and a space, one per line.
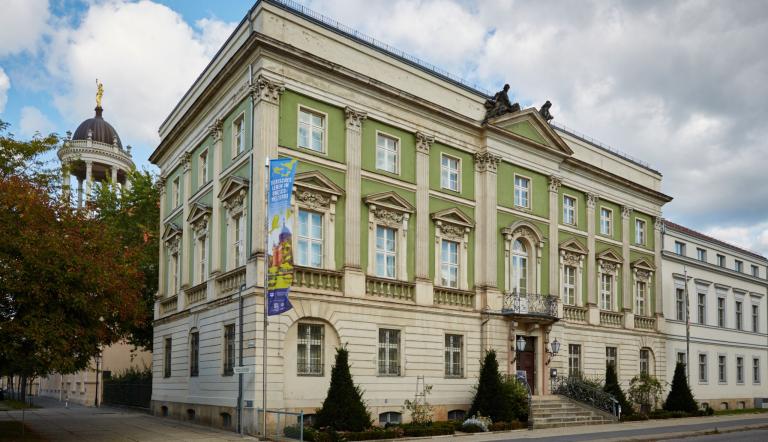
717, 297, 725, 327
674, 241, 686, 256
606, 346, 617, 369
378, 329, 401, 376
717, 254, 726, 267
640, 349, 650, 375
636, 281, 647, 316
676, 288, 685, 321
697, 248, 707, 262
735, 260, 743, 273
297, 323, 324, 376
752, 265, 760, 277
736, 301, 743, 330
190, 332, 199, 377
563, 195, 576, 225
635, 219, 646, 245
440, 155, 460, 192
197, 236, 207, 284
298, 108, 325, 152
172, 177, 180, 208
375, 226, 397, 278
698, 293, 706, 325
445, 334, 463, 377
699, 353, 708, 383
164, 337, 172, 378
231, 215, 246, 268
753, 305, 759, 333
233, 115, 245, 156
600, 273, 613, 310
718, 355, 726, 383
514, 176, 530, 208
168, 251, 179, 295
737, 357, 744, 384
297, 210, 323, 268
569, 344, 581, 378
563, 265, 576, 305
677, 352, 686, 365
440, 240, 459, 288
199, 149, 208, 187
376, 133, 399, 173
754, 358, 761, 384
600, 208, 612, 235
223, 324, 235, 376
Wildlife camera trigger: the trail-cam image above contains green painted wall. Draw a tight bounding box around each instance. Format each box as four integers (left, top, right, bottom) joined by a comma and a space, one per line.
191, 136, 212, 191
428, 197, 475, 287
361, 119, 416, 183
596, 199, 622, 241
360, 179, 416, 280
278, 90, 346, 163
497, 162, 548, 217
428, 142, 475, 200
501, 120, 546, 145
632, 211, 655, 251
164, 166, 183, 215
221, 98, 252, 169
558, 186, 587, 230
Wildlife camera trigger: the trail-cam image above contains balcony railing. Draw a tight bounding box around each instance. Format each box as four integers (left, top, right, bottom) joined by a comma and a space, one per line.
634, 315, 656, 330
434, 287, 475, 308
216, 266, 246, 298
366, 276, 415, 301
502, 291, 558, 319
563, 305, 588, 322
600, 310, 623, 327
293, 266, 344, 292
186, 282, 208, 306
159, 295, 178, 316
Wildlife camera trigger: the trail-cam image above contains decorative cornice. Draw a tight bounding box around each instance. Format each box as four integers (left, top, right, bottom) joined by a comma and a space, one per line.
415, 131, 434, 154
549, 175, 562, 193
344, 106, 367, 130
474, 151, 501, 173
250, 74, 285, 105
208, 118, 223, 142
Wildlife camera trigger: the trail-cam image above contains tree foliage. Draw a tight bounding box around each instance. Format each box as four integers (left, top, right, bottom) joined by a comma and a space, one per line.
664, 362, 698, 413
628, 373, 664, 414
604, 362, 634, 416
315, 347, 371, 431
469, 350, 522, 422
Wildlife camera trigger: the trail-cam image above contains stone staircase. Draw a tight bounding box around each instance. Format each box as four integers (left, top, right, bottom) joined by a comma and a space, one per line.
530, 395, 618, 429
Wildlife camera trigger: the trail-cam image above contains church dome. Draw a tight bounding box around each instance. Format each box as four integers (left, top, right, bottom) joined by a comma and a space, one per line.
72, 106, 122, 149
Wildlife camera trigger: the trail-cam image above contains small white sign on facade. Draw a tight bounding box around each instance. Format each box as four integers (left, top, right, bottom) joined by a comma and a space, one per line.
233, 366, 253, 374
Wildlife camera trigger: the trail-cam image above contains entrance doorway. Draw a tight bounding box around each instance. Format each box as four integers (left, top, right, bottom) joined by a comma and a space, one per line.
516, 336, 536, 394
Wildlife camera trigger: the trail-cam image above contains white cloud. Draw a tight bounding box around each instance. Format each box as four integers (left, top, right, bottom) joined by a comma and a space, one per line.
0, 0, 50, 56
44, 0, 236, 156
0, 68, 9, 113
18, 106, 55, 137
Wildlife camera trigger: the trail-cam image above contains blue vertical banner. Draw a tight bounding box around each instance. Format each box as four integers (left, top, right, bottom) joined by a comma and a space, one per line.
266, 157, 298, 316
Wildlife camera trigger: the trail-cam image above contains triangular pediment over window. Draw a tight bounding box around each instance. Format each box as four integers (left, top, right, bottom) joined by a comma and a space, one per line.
597, 248, 622, 264
294, 171, 344, 197
218, 175, 249, 202
560, 238, 588, 255
162, 223, 181, 242
631, 257, 656, 271
364, 191, 415, 213
431, 207, 474, 229
487, 108, 573, 156
187, 202, 212, 224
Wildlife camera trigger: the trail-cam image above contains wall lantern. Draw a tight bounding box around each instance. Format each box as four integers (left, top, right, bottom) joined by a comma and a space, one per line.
546, 338, 560, 364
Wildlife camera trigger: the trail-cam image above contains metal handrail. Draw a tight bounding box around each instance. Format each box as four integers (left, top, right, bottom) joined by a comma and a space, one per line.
502, 290, 558, 317
552, 376, 621, 418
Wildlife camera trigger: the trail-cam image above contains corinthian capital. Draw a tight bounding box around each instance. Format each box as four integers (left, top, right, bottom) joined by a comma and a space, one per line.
549, 175, 562, 192
344, 106, 367, 130
182, 152, 192, 172
416, 131, 434, 154
250, 74, 285, 105
208, 118, 223, 142
621, 205, 633, 219
474, 151, 501, 173
586, 192, 599, 208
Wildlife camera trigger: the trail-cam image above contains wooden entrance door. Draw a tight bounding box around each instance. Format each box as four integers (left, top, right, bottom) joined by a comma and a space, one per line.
517, 337, 536, 394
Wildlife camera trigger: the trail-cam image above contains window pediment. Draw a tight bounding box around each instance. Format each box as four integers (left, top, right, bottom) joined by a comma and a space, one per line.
560, 238, 588, 255
294, 171, 344, 211
432, 207, 474, 229
218, 175, 249, 213
163, 223, 182, 252
364, 191, 415, 213
489, 108, 574, 156
631, 257, 655, 271
501, 220, 545, 245
187, 202, 212, 234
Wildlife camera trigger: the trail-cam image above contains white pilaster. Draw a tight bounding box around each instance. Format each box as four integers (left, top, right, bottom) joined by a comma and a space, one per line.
548, 175, 561, 297
586, 192, 599, 324
414, 132, 434, 305
85, 161, 93, 203
180, 152, 192, 292
343, 107, 367, 297
474, 152, 500, 289
621, 205, 632, 318
654, 217, 665, 331
209, 119, 224, 277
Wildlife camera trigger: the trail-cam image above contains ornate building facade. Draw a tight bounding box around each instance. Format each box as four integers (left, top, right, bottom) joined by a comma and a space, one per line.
150, 0, 673, 432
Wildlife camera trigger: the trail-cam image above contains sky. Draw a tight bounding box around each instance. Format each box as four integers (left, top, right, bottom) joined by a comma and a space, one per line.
1, 0, 767, 256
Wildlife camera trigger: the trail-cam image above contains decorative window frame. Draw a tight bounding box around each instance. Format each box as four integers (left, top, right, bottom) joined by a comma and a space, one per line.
198, 149, 209, 188
599, 206, 613, 236
635, 218, 647, 245
218, 175, 249, 269
431, 208, 474, 290
162, 223, 182, 296
439, 153, 462, 192
631, 258, 655, 316
597, 249, 622, 311
501, 220, 545, 294
562, 193, 578, 226
297, 105, 328, 154
188, 202, 212, 284
513, 173, 532, 210
365, 191, 414, 280
231, 111, 246, 158
375, 130, 401, 175
291, 171, 345, 270
559, 238, 588, 306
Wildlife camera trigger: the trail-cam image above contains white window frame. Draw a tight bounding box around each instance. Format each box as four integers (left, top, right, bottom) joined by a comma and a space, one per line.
366, 199, 411, 282
569, 344, 581, 378
440, 153, 461, 192
198, 149, 208, 188
440, 239, 460, 289
640, 348, 650, 375
717, 297, 726, 328
697, 248, 707, 262
606, 346, 617, 369
296, 209, 324, 268
698, 292, 707, 325
223, 323, 236, 376
736, 300, 743, 330
752, 304, 759, 333
718, 354, 727, 384
635, 218, 646, 245
378, 328, 401, 376
600, 273, 614, 311
513, 174, 531, 209
675, 241, 686, 256
563, 194, 577, 226
375, 131, 400, 174
190, 330, 200, 377
172, 177, 180, 208
297, 106, 327, 153
433, 210, 472, 291
297, 322, 324, 376
635, 280, 647, 316
231, 213, 246, 269
563, 265, 577, 305
753, 357, 761, 384
196, 234, 207, 285
751, 265, 760, 278
375, 225, 397, 279
736, 356, 745, 384
445, 334, 464, 378
600, 207, 613, 236
676, 287, 685, 321
292, 172, 341, 271
699, 352, 708, 383
717, 254, 726, 267
735, 260, 743, 273
232, 112, 245, 157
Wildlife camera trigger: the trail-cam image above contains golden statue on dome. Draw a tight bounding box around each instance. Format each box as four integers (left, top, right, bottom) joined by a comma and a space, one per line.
95, 79, 104, 107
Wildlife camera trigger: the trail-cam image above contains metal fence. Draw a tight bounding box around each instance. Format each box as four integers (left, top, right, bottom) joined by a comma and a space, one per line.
102, 382, 151, 409
255, 408, 306, 441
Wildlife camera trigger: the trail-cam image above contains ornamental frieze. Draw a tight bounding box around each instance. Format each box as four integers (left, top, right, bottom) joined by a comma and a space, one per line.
296, 189, 331, 211
373, 208, 405, 228
600, 261, 618, 274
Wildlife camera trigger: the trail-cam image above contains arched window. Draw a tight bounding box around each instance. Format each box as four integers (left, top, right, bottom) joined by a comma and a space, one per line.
447, 409, 466, 421
378, 411, 402, 426
511, 240, 528, 295
640, 347, 655, 375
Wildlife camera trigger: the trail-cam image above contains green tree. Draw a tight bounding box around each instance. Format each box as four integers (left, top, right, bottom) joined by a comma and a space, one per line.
604, 363, 634, 416
469, 350, 516, 422
664, 362, 698, 413
315, 347, 371, 431
628, 373, 664, 414
0, 119, 59, 186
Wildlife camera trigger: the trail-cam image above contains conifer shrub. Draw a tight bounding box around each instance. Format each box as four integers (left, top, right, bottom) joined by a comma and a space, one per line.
468, 350, 518, 422
664, 362, 698, 413
315, 347, 371, 431
604, 362, 634, 416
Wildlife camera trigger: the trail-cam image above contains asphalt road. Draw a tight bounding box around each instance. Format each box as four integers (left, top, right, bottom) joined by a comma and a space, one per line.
667, 428, 768, 442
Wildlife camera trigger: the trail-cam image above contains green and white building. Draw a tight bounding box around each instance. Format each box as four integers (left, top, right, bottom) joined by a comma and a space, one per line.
150, 0, 675, 431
